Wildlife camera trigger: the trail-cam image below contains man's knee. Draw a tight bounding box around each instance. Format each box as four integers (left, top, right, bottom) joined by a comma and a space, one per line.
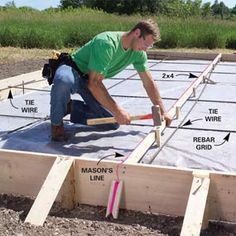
53, 79, 71, 94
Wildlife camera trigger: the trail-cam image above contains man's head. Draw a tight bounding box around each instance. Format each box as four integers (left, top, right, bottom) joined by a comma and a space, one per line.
129, 19, 160, 51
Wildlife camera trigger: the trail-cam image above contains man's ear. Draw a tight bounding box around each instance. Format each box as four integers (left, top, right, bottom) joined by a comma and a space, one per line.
134, 28, 141, 38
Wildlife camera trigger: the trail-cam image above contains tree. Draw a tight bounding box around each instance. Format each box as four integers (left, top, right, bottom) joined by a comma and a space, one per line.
83, 0, 170, 15
211, 0, 220, 15
231, 5, 236, 15
5, 1, 16, 8
60, 0, 84, 9
83, 0, 121, 13
211, 1, 230, 19
164, 0, 187, 17
146, 0, 163, 14
201, 2, 212, 17
182, 0, 202, 17
219, 2, 230, 19
59, 0, 232, 18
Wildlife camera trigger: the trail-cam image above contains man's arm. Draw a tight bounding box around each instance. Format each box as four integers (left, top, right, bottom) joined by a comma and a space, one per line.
138, 71, 172, 126
87, 71, 131, 124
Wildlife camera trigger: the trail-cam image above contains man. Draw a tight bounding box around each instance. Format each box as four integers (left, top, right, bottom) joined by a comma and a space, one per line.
50, 19, 172, 141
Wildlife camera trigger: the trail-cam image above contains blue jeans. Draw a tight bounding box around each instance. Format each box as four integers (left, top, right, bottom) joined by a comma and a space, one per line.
50, 64, 119, 130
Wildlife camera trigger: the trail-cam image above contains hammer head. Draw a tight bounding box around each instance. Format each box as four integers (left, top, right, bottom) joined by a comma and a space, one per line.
152, 105, 162, 126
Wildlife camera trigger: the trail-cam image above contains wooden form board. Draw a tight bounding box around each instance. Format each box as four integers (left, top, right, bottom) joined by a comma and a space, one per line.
1, 149, 236, 224
75, 159, 192, 216
208, 173, 236, 221
125, 54, 222, 164
76, 159, 236, 222
0, 149, 55, 197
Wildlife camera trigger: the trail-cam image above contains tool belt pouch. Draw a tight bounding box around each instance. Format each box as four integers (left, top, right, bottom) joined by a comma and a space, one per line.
42, 53, 70, 85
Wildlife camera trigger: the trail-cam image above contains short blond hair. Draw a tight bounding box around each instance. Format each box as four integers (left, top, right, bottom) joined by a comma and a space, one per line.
130, 19, 160, 42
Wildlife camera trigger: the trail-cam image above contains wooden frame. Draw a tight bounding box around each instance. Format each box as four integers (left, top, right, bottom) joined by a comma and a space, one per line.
1, 149, 236, 230
0, 52, 236, 235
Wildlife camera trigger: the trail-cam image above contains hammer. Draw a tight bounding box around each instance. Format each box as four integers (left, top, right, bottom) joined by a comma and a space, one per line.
87, 105, 162, 126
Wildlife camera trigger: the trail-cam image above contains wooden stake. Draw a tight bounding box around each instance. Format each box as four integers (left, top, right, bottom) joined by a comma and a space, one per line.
180, 171, 210, 236
203, 76, 207, 83
193, 87, 196, 97
155, 128, 161, 147
176, 106, 181, 119
25, 156, 74, 226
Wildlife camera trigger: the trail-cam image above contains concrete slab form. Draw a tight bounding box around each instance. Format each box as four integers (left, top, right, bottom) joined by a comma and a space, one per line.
0, 52, 236, 236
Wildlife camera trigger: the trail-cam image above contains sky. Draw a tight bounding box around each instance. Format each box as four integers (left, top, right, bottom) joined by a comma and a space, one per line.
202, 0, 235, 8
0, 0, 61, 10
0, 0, 235, 10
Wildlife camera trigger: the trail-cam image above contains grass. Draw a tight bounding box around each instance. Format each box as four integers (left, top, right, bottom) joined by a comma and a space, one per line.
0, 7, 137, 49
1, 8, 236, 49
156, 17, 236, 49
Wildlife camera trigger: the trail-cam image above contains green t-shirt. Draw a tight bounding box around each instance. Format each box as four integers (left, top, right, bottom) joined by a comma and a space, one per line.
71, 31, 148, 78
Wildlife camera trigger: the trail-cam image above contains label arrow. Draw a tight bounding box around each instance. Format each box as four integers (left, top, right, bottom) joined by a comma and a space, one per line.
97, 152, 124, 165
182, 118, 203, 127
176, 73, 198, 78
8, 90, 19, 109
214, 133, 231, 146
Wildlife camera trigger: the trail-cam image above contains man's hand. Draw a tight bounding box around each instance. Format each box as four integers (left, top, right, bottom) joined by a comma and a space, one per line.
114, 108, 131, 125
163, 112, 172, 126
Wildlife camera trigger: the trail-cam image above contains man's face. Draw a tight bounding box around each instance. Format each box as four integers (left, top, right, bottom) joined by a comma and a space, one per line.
131, 30, 154, 51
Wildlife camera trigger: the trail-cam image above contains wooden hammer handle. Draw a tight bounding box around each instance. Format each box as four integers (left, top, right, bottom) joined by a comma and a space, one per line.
87, 113, 152, 125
